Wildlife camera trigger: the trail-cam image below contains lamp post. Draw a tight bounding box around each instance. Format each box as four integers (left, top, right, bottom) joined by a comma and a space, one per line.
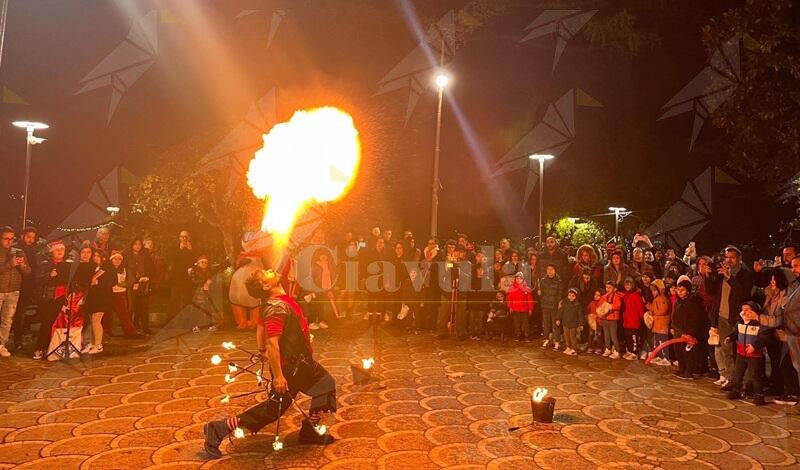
529, 154, 554, 250
608, 206, 628, 241
430, 72, 449, 239
12, 121, 49, 232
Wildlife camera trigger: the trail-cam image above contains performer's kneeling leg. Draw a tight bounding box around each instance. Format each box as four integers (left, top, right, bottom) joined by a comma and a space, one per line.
204, 393, 294, 458
298, 363, 338, 444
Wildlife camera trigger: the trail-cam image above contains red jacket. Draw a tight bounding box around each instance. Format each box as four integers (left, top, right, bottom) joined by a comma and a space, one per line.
622, 289, 645, 329
602, 291, 624, 321
507, 282, 534, 314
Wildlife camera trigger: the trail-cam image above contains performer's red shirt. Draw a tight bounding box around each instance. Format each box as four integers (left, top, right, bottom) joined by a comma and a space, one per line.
264, 294, 312, 357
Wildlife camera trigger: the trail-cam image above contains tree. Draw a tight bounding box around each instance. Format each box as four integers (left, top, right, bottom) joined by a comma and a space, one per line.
703, 0, 800, 187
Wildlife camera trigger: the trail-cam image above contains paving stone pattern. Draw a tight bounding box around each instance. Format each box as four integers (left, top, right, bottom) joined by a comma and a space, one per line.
1, 323, 799, 469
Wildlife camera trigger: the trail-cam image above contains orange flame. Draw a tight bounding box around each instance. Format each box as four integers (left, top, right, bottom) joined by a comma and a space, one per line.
247, 107, 361, 244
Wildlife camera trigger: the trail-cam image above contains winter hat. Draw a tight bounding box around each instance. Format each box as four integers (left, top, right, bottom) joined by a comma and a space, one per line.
514, 271, 525, 279
48, 240, 65, 251
197, 254, 209, 262
567, 287, 579, 296
677, 279, 693, 291
109, 250, 124, 261
676, 275, 691, 286
651, 279, 666, 295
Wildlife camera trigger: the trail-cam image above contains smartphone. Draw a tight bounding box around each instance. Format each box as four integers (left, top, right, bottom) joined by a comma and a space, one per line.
357, 241, 366, 249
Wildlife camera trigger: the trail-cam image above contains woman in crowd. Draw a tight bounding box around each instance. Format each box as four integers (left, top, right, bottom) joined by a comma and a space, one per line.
82, 249, 114, 354
188, 254, 216, 332
127, 238, 155, 335
105, 251, 139, 338
33, 241, 71, 360
761, 268, 799, 402
604, 250, 636, 289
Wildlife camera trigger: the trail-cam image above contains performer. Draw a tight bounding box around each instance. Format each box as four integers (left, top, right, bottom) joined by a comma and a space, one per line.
203, 269, 337, 458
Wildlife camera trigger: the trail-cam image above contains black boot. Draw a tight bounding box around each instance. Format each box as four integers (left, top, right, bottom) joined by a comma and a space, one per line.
203, 419, 232, 458
299, 420, 335, 445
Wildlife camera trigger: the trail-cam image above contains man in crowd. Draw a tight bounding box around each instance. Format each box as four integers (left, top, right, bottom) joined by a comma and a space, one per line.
707, 245, 753, 387
168, 230, 196, 317
539, 236, 569, 279
0, 227, 31, 357
779, 256, 800, 409
12, 227, 41, 350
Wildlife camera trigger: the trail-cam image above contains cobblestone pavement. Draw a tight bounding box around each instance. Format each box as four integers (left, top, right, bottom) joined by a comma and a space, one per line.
1, 322, 799, 469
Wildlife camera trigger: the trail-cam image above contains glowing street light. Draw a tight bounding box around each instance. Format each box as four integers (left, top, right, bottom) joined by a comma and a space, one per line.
430, 71, 450, 238
12, 121, 49, 232
609, 207, 628, 241
529, 154, 555, 249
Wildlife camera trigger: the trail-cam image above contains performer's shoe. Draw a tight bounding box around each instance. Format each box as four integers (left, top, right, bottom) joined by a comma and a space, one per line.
299, 420, 336, 445
203, 419, 231, 458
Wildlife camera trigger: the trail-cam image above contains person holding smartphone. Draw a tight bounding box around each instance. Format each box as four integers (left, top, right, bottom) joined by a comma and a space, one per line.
0, 226, 31, 357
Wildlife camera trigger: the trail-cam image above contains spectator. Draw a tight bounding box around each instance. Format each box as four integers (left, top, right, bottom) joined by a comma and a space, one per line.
82, 249, 114, 354
604, 250, 636, 289
573, 244, 602, 281
760, 268, 798, 404
649, 279, 672, 366
12, 227, 42, 350
127, 238, 155, 335
361, 236, 388, 322
0, 227, 30, 357
306, 248, 337, 330
168, 230, 196, 317
559, 288, 584, 355
33, 241, 70, 360
506, 272, 533, 341
780, 256, 800, 402
105, 251, 139, 338
672, 279, 708, 379
708, 246, 753, 388
600, 281, 623, 359
539, 264, 563, 350
92, 227, 112, 255
724, 301, 768, 405
586, 288, 605, 354
621, 277, 646, 360
539, 237, 568, 279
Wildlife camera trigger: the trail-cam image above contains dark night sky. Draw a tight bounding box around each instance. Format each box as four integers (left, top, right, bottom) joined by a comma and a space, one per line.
0, 0, 777, 248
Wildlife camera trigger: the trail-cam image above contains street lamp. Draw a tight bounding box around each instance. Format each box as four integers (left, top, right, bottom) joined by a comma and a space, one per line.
530, 154, 555, 250
430, 72, 449, 239
608, 206, 628, 241
12, 121, 49, 232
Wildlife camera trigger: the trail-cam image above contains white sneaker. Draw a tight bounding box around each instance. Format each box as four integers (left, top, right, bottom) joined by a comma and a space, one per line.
309, 323, 320, 330
639, 351, 648, 360
563, 348, 572, 355
602, 348, 611, 357
609, 351, 620, 359
541, 339, 550, 349
713, 376, 727, 386
318, 322, 329, 329
192, 326, 200, 333
384, 313, 391, 322
207, 325, 217, 332
81, 344, 92, 354
672, 361, 679, 367
32, 350, 43, 360
624, 352, 636, 361
364, 312, 371, 321
0, 345, 10, 357
553, 342, 560, 351
90, 344, 103, 354
568, 349, 578, 356
718, 378, 729, 388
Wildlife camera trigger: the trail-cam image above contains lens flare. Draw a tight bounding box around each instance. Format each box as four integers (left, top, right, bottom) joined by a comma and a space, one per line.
210, 355, 222, 365
247, 107, 361, 242
362, 358, 375, 370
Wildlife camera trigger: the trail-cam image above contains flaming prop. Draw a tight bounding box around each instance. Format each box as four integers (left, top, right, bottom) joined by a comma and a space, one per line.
247, 107, 361, 243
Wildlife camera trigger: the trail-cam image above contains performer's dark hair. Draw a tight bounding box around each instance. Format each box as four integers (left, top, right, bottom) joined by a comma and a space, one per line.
245, 271, 269, 300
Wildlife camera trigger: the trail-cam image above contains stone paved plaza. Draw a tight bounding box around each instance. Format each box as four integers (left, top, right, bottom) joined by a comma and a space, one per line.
1, 322, 799, 469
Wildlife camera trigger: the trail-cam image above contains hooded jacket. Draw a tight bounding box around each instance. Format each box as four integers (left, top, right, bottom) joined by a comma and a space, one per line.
538, 274, 563, 311
506, 280, 533, 313
648, 279, 671, 334
558, 298, 585, 328
621, 285, 646, 329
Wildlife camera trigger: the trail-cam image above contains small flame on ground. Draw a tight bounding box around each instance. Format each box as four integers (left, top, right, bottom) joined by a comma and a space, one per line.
228, 363, 238, 374
221, 395, 230, 404
532, 387, 549, 403
315, 424, 327, 436
362, 358, 375, 370
222, 341, 236, 350
272, 436, 284, 451
224, 374, 235, 384
210, 355, 222, 365
233, 427, 245, 439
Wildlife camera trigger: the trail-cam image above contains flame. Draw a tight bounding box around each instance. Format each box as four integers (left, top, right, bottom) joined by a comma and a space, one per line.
224, 374, 235, 384
228, 363, 238, 374
362, 358, 375, 370
246, 107, 361, 243
221, 395, 230, 404
272, 436, 284, 451
233, 427, 245, 439
210, 355, 222, 365
222, 341, 236, 350
532, 387, 549, 403
314, 424, 327, 436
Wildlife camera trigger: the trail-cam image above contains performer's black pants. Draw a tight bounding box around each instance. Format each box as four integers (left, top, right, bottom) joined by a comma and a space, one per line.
237, 358, 337, 432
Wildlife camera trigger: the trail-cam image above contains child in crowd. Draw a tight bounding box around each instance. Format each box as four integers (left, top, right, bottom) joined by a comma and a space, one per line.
621, 277, 646, 360
724, 301, 769, 405
486, 291, 509, 341
507, 272, 533, 341
600, 281, 623, 359
539, 264, 563, 350
648, 279, 672, 366
586, 288, 605, 354
559, 288, 584, 356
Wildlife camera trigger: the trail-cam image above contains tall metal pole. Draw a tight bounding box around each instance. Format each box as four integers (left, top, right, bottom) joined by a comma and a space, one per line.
22, 130, 32, 232
538, 158, 545, 250
615, 210, 620, 241
431, 86, 444, 239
